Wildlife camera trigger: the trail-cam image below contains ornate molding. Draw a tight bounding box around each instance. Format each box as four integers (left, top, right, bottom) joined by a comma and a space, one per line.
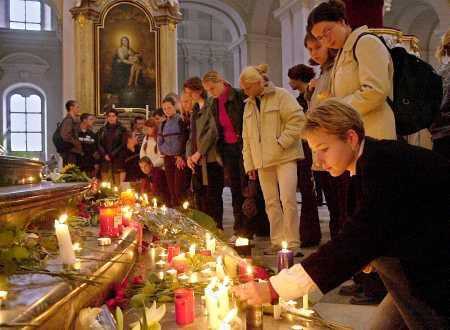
70, 0, 100, 25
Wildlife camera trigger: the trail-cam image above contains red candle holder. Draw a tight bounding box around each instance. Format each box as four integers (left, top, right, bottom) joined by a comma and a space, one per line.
99, 207, 115, 237
167, 245, 180, 263
174, 288, 195, 326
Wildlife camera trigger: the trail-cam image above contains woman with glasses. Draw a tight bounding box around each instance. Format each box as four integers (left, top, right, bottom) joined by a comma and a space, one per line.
307, 0, 396, 140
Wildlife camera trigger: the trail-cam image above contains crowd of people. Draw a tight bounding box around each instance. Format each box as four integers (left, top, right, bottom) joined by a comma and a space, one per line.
57, 1, 449, 327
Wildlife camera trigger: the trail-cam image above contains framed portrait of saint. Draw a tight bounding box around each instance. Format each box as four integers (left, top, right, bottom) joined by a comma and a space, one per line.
95, 2, 160, 114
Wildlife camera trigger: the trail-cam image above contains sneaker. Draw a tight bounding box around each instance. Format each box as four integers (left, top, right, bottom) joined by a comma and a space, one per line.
263, 245, 280, 255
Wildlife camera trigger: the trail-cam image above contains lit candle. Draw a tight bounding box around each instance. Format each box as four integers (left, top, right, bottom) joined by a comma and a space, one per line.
182, 201, 189, 210
188, 244, 196, 257
302, 294, 309, 310
156, 260, 166, 268
99, 204, 115, 237
113, 186, 119, 193
54, 214, 76, 265
166, 268, 177, 277
216, 256, 226, 280
73, 242, 82, 253
0, 290, 8, 306
174, 288, 195, 326
277, 241, 294, 272
220, 308, 237, 330
158, 271, 165, 280
27, 176, 34, 183
235, 237, 251, 256
205, 278, 220, 329
217, 277, 230, 319
206, 236, 216, 255
152, 198, 158, 208
161, 204, 167, 215
159, 251, 168, 260
273, 304, 282, 320
121, 206, 132, 227
238, 261, 254, 283
120, 189, 135, 206
235, 237, 249, 246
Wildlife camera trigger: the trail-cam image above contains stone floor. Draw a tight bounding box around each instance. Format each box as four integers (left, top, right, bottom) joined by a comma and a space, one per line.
221, 188, 378, 330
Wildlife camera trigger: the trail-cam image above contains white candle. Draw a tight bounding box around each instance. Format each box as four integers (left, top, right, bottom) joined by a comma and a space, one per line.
205, 279, 220, 329
161, 205, 167, 215
273, 304, 282, 320
0, 290, 8, 307
152, 198, 158, 208
158, 271, 165, 280
219, 308, 237, 330
156, 260, 166, 268
207, 237, 216, 255
217, 278, 230, 319
73, 242, 82, 253
216, 256, 226, 280
282, 240, 288, 252
189, 244, 196, 257
182, 201, 189, 210
54, 215, 76, 265
302, 294, 309, 310
166, 268, 177, 276
235, 237, 249, 246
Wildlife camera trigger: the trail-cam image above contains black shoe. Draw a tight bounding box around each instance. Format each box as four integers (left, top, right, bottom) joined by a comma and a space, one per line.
338, 283, 363, 296
350, 293, 383, 305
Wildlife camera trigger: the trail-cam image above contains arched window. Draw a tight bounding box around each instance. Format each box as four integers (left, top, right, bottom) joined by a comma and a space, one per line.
7, 0, 52, 31
6, 88, 44, 153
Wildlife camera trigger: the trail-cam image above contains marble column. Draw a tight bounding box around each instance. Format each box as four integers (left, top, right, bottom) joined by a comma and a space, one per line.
158, 20, 179, 99
274, 0, 318, 90
70, 6, 99, 114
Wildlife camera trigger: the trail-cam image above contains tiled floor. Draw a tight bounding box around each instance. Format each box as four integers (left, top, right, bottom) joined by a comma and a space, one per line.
222, 188, 377, 329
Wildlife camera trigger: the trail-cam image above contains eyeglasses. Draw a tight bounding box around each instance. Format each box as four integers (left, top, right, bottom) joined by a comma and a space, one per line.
316, 26, 334, 42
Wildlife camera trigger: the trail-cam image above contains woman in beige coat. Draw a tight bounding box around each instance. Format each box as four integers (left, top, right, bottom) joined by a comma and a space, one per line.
307, 0, 396, 140
240, 64, 305, 253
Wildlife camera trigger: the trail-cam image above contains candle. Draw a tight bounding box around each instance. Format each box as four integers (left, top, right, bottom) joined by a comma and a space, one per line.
206, 236, 216, 255
277, 241, 294, 272
235, 237, 249, 246
302, 294, 309, 310
113, 186, 119, 193
217, 277, 230, 319
121, 206, 132, 227
167, 245, 180, 263
152, 198, 158, 208
98, 237, 111, 246
73, 242, 82, 253
205, 278, 220, 329
216, 256, 226, 280
235, 237, 251, 256
158, 271, 165, 280
0, 290, 8, 307
182, 201, 190, 210
172, 253, 189, 273
161, 204, 167, 215
159, 251, 169, 260
220, 308, 237, 330
246, 304, 263, 330
99, 205, 115, 237
174, 288, 195, 326
54, 214, 76, 265
120, 189, 135, 206
166, 268, 177, 277
238, 260, 254, 283
156, 260, 166, 268
178, 273, 189, 282
113, 207, 123, 237
273, 304, 282, 320
188, 244, 196, 257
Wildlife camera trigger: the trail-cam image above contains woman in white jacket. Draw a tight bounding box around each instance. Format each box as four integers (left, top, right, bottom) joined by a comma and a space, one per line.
140, 118, 164, 168
240, 64, 305, 253
307, 0, 396, 140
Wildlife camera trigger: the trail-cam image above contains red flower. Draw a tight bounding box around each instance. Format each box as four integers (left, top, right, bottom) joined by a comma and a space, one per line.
253, 266, 269, 280
132, 275, 144, 285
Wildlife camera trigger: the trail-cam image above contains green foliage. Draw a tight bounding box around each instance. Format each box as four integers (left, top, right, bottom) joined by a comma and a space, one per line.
54, 164, 90, 183
187, 209, 226, 240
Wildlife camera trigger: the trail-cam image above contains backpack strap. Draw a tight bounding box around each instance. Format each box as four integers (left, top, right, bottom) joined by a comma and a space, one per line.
352, 32, 390, 63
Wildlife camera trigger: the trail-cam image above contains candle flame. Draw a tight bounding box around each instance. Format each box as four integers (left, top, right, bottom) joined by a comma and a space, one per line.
27, 176, 34, 183
282, 241, 288, 250
182, 201, 189, 209
246, 264, 253, 275
0, 290, 8, 299
58, 214, 68, 224
73, 242, 82, 252
113, 186, 118, 192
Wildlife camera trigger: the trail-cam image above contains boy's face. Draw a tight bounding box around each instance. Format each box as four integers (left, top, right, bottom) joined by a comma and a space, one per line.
139, 162, 152, 175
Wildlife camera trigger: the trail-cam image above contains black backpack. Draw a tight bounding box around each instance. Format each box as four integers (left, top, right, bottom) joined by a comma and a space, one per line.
353, 33, 443, 136
52, 119, 73, 154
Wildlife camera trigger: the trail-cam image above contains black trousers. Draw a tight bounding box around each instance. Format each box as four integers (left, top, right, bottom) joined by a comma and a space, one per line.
298, 141, 321, 244
194, 162, 224, 229
222, 143, 249, 235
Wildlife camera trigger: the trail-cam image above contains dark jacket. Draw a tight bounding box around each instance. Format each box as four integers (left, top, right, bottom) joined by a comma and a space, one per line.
97, 123, 127, 169
122, 146, 142, 182
78, 128, 98, 172
301, 138, 450, 316
60, 114, 82, 154
208, 86, 246, 153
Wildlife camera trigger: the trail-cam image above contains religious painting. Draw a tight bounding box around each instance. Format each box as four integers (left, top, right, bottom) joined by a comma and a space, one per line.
95, 2, 159, 114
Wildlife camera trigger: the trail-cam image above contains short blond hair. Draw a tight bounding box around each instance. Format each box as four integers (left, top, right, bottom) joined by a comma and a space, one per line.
239, 64, 269, 84
303, 99, 365, 141
202, 70, 223, 83
435, 29, 450, 63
